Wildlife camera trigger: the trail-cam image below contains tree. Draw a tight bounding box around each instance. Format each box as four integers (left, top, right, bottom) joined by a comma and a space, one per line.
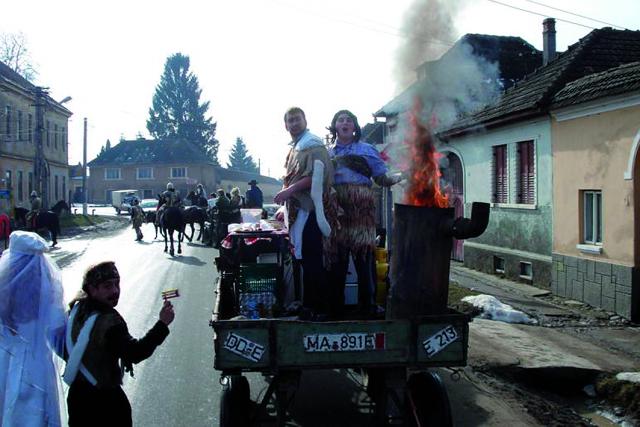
147, 53, 219, 164
0, 32, 37, 82
227, 137, 258, 173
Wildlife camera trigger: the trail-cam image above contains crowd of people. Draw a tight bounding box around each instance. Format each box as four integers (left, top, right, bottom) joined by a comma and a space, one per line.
0, 105, 398, 426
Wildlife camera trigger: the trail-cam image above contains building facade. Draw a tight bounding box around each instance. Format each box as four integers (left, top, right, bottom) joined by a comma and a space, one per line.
0, 61, 72, 213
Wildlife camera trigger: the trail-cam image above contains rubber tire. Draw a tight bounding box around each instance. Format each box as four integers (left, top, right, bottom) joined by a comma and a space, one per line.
220, 375, 250, 427
406, 371, 452, 427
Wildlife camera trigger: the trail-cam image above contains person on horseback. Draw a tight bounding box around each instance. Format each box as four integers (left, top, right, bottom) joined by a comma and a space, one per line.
130, 198, 145, 241
26, 191, 41, 230
156, 182, 182, 226
194, 183, 208, 207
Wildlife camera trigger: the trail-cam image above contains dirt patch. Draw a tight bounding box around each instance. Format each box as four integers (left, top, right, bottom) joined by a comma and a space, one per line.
448, 281, 481, 316
595, 374, 640, 422
475, 366, 593, 426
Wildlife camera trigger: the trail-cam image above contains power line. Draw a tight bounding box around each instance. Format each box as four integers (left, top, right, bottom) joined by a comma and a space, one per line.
486, 0, 597, 30
522, 0, 629, 30
268, 0, 457, 48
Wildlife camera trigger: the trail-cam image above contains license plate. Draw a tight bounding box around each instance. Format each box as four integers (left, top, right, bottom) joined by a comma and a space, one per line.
303, 332, 386, 352
422, 325, 459, 358
223, 332, 266, 362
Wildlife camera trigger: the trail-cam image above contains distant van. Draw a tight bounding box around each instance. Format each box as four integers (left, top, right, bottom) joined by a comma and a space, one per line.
111, 189, 139, 214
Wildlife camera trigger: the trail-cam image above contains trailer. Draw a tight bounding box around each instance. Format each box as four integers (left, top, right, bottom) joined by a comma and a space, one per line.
210, 229, 471, 426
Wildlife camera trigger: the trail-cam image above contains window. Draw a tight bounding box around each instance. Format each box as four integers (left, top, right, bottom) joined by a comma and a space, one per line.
143, 189, 153, 199
493, 256, 505, 273
492, 145, 508, 203
137, 167, 153, 180
519, 261, 533, 280
105, 168, 121, 180
17, 171, 23, 201
5, 170, 11, 189
28, 172, 33, 194
583, 190, 602, 244
5, 106, 11, 139
62, 176, 66, 202
46, 120, 50, 146
517, 140, 535, 204
28, 113, 33, 142
62, 127, 66, 152
54, 124, 58, 149
54, 175, 59, 200
17, 111, 22, 141
171, 167, 186, 178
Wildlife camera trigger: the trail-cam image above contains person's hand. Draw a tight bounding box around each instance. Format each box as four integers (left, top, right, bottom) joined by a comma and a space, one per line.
159, 300, 175, 326
273, 187, 291, 205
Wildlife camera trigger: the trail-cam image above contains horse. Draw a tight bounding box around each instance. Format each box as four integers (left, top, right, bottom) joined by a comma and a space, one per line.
144, 211, 162, 240
181, 206, 208, 242
13, 200, 69, 247
160, 206, 185, 256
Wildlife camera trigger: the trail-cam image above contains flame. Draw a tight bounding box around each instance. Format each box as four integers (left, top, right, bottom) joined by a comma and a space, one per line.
403, 98, 449, 208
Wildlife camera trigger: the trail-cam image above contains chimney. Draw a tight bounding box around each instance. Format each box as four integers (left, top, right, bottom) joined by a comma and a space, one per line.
543, 18, 557, 65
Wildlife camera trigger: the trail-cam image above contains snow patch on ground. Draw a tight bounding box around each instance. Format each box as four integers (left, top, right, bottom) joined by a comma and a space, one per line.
616, 372, 640, 383
462, 294, 538, 325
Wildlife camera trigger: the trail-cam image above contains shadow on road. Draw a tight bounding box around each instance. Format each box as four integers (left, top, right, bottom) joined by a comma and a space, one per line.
169, 255, 208, 266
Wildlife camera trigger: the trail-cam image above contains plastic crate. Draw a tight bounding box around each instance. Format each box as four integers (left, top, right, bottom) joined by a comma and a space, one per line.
238, 263, 280, 293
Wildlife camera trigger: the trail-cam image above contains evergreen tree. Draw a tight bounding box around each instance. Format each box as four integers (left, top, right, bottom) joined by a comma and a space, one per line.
147, 53, 219, 163
227, 137, 258, 173
105, 139, 111, 150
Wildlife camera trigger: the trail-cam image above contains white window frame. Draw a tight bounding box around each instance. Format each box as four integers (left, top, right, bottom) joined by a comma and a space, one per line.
104, 168, 122, 180
136, 167, 154, 180
170, 167, 187, 179
582, 190, 602, 245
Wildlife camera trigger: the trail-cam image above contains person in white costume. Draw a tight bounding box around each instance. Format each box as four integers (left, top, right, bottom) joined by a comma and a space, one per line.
0, 231, 66, 427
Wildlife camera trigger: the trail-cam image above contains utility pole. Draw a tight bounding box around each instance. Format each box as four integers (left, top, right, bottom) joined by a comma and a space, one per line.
82, 118, 88, 215
33, 87, 49, 209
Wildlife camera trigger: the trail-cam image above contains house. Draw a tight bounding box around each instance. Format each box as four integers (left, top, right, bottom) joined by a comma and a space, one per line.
87, 138, 281, 204
87, 138, 217, 203
437, 26, 640, 302
0, 60, 72, 212
550, 61, 640, 321
375, 31, 544, 260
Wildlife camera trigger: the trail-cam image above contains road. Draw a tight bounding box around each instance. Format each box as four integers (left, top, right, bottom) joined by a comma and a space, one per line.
47, 221, 617, 426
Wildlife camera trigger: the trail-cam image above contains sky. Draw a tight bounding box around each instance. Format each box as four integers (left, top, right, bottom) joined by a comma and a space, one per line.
2, 0, 639, 178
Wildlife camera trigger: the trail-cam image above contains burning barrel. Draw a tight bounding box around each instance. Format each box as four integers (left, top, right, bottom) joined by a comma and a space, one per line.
386, 202, 489, 318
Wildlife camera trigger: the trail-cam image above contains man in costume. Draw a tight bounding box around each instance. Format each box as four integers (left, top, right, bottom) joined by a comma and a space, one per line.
0, 231, 67, 426
274, 107, 336, 315
130, 198, 145, 241
245, 179, 264, 209
63, 261, 174, 426
156, 182, 182, 226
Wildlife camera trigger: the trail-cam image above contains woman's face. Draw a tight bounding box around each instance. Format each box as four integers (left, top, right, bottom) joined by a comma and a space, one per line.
335, 113, 355, 142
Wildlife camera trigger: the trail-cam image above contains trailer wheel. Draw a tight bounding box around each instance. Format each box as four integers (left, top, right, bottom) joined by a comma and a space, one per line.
406, 371, 452, 427
220, 375, 250, 427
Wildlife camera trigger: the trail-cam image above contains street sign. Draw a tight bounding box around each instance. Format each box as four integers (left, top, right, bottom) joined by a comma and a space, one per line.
0, 190, 10, 199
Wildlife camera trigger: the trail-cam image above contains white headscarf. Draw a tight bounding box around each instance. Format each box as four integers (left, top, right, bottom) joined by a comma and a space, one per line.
0, 231, 66, 426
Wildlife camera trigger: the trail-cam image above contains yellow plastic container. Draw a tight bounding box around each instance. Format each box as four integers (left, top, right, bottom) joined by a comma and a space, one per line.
375, 248, 388, 263
376, 262, 389, 281
376, 280, 387, 305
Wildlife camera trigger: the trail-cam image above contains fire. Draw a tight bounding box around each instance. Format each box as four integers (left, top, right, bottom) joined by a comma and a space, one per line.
403, 98, 449, 208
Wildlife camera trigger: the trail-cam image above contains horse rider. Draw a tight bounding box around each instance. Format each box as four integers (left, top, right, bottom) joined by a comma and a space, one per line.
156, 182, 182, 226
26, 191, 42, 229
194, 183, 207, 205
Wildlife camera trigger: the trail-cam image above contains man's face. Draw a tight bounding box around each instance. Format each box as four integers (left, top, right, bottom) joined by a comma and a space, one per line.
285, 112, 307, 138
335, 113, 355, 141
88, 276, 121, 307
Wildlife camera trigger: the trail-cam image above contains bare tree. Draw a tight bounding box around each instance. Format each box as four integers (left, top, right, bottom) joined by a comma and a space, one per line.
0, 32, 38, 82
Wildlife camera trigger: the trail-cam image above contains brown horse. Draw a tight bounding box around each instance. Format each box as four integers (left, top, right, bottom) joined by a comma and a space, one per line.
13, 200, 69, 246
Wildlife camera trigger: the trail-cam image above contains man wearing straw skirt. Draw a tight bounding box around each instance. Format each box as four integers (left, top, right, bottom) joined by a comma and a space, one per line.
327, 110, 402, 317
